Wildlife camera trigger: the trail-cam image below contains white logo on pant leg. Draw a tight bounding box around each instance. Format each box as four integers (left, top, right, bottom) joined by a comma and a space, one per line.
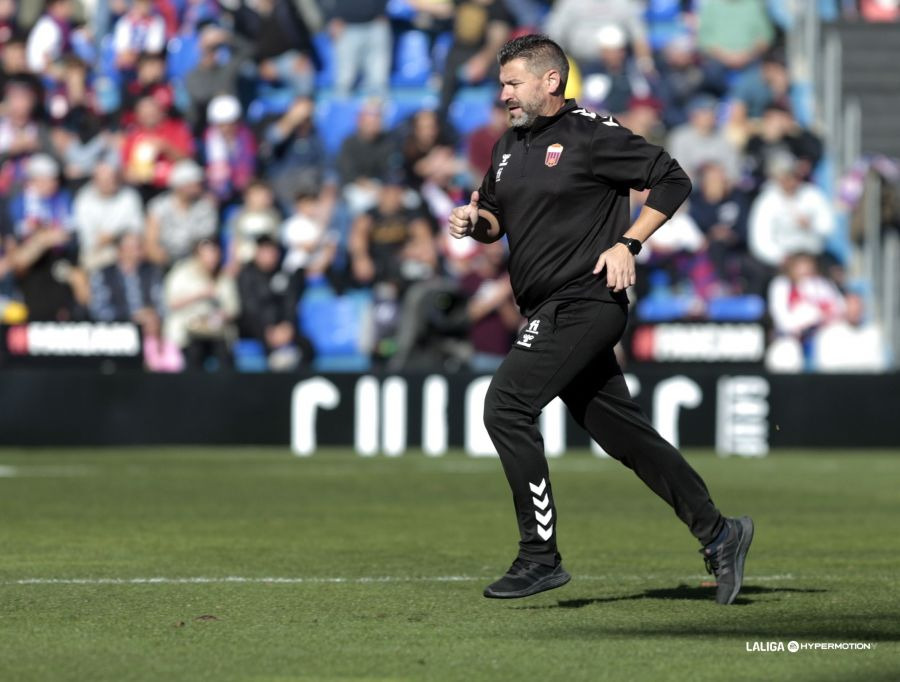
529, 478, 553, 540
517, 319, 541, 348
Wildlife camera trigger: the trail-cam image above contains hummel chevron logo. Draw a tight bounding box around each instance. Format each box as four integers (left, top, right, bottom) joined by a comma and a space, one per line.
529, 478, 546, 496
530, 478, 554, 539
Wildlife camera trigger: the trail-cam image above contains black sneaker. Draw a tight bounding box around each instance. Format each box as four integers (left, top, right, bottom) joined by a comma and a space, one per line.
483, 557, 571, 599
700, 516, 755, 605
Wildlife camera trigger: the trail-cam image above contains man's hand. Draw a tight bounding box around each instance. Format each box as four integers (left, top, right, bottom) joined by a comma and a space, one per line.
449, 191, 480, 240
593, 243, 636, 292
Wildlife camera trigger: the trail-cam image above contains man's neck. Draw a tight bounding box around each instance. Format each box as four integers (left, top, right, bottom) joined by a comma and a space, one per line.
537, 97, 567, 118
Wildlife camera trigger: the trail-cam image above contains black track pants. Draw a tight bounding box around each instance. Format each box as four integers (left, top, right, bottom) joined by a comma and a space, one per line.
483, 299, 725, 566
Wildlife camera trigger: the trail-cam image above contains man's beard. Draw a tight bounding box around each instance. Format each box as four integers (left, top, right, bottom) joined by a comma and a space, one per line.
507, 96, 542, 128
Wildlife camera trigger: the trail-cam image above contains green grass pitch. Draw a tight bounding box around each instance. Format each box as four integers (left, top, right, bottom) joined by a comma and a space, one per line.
0, 448, 898, 681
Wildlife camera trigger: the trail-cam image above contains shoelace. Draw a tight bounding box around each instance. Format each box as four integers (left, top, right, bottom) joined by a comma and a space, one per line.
701, 549, 720, 576
508, 557, 533, 576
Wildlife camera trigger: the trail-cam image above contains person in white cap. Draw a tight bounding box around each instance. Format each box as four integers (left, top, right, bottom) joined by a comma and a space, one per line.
144, 159, 218, 267
204, 94, 257, 203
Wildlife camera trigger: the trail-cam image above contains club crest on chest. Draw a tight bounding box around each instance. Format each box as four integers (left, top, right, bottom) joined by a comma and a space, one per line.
544, 143, 564, 167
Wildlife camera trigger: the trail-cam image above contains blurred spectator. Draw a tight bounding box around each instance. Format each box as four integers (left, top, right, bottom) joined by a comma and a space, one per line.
0, 0, 17, 48
121, 95, 195, 198
748, 151, 835, 269
814, 290, 888, 372
667, 94, 741, 183
860, 0, 900, 21
438, 0, 512, 116
228, 180, 281, 265
545, 0, 653, 71
236, 235, 312, 370
730, 48, 792, 126
74, 160, 144, 272
697, 0, 774, 85
744, 103, 823, 190
460, 241, 520, 371
144, 159, 217, 267
0, 154, 87, 320
579, 24, 651, 115
768, 252, 844, 349
26, 0, 76, 74
636, 201, 717, 301
203, 94, 256, 204
348, 179, 435, 289
261, 95, 330, 213
112, 0, 167, 72
184, 24, 248, 129
401, 109, 457, 189
322, 0, 391, 96
654, 33, 718, 129
120, 51, 175, 126
281, 191, 336, 276
89, 231, 163, 324
163, 237, 238, 369
237, 0, 318, 98
618, 95, 666, 147
688, 161, 771, 294
0, 35, 31, 94
467, 100, 507, 179
336, 100, 401, 213
0, 76, 52, 194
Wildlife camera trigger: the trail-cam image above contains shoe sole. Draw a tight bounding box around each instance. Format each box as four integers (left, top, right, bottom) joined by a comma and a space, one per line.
483, 567, 572, 599
721, 516, 754, 605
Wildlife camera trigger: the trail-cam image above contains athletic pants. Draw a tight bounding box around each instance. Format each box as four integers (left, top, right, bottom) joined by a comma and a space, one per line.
483, 298, 725, 566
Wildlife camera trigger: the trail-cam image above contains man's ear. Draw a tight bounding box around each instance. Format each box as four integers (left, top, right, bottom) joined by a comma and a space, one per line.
546, 69, 562, 96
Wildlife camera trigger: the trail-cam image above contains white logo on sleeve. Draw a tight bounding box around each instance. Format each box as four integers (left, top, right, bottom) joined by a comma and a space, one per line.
572, 107, 619, 126
495, 153, 512, 182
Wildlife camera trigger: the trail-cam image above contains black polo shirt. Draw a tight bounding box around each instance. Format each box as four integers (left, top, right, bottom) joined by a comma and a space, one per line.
477, 99, 692, 316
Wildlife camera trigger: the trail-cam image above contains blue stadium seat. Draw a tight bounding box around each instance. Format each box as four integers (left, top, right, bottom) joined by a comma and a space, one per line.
707, 295, 766, 321
392, 30, 432, 87
233, 339, 268, 372
246, 90, 294, 123
635, 296, 695, 322
97, 33, 121, 83
167, 33, 201, 81
382, 89, 439, 129
431, 32, 454, 75
300, 281, 373, 371
313, 97, 363, 156
448, 87, 494, 135
313, 32, 336, 89
386, 0, 416, 21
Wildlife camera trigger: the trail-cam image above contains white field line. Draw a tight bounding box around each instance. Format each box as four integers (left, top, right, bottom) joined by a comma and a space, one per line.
6, 574, 797, 586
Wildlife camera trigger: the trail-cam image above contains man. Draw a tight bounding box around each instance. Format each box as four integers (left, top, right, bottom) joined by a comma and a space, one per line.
748, 150, 834, 269
448, 35, 753, 605
73, 161, 144, 273
667, 93, 741, 184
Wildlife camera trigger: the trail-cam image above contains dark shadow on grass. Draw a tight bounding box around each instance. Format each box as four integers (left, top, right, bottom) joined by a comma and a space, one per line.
512, 584, 900, 642
515, 583, 826, 609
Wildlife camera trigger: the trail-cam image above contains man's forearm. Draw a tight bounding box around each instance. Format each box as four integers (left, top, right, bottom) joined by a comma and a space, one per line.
623, 205, 670, 243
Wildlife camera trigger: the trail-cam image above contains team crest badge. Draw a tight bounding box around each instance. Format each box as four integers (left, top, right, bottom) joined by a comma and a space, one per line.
544, 143, 564, 167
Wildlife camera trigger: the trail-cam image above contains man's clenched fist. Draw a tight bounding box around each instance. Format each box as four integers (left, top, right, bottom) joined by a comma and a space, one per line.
449, 190, 480, 239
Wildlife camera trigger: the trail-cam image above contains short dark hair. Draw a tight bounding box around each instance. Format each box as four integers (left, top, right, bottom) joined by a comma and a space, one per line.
498, 34, 569, 92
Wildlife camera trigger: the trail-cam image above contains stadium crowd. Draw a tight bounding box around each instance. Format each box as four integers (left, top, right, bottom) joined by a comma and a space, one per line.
0, 0, 894, 373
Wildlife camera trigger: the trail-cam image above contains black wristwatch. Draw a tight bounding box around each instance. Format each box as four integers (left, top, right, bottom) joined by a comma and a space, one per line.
617, 237, 642, 255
